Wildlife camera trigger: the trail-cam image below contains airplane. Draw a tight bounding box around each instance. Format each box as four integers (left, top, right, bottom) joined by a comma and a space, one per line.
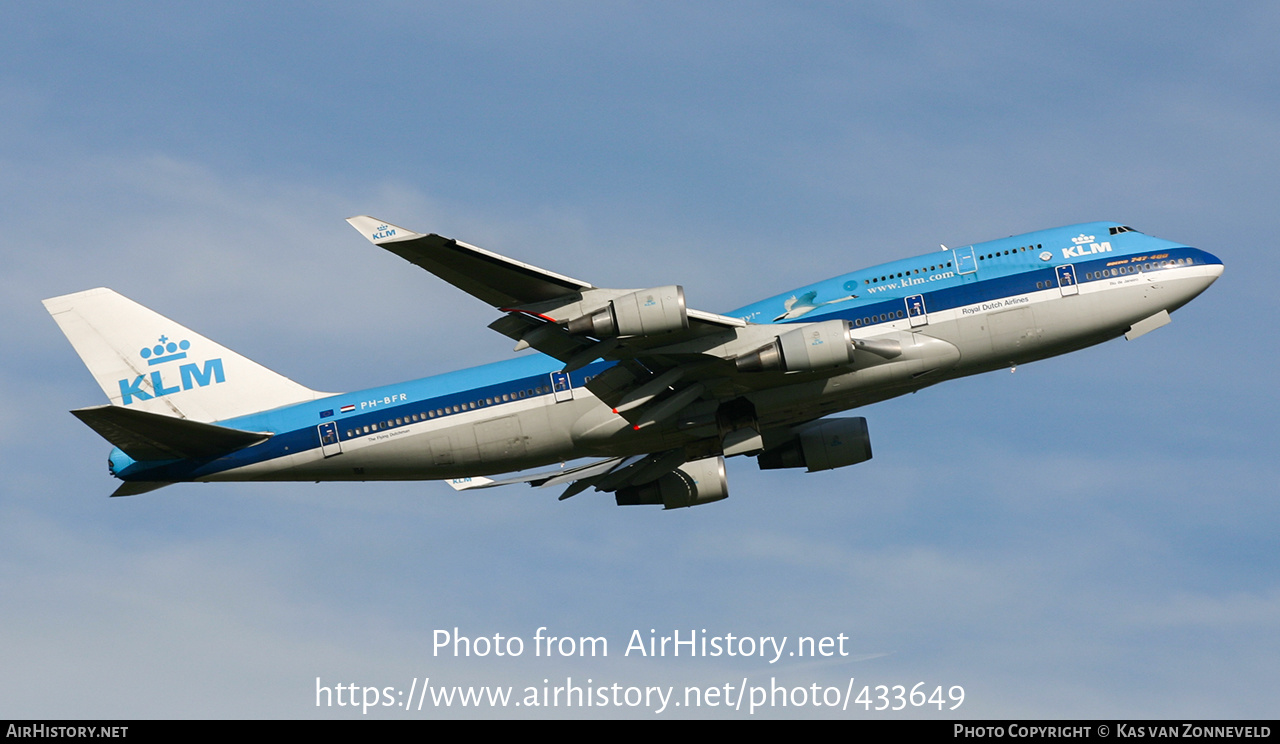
43, 218, 1223, 507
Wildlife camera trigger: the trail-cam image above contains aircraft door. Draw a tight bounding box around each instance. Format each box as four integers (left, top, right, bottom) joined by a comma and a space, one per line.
953, 246, 978, 275
318, 421, 342, 457
550, 371, 574, 402
905, 294, 928, 327
1056, 264, 1079, 296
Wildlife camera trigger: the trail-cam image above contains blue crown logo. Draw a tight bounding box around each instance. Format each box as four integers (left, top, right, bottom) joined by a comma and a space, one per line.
139, 335, 191, 366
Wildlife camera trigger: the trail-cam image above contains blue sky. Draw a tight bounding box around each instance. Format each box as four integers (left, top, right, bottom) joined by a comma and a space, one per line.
3, 2, 1277, 718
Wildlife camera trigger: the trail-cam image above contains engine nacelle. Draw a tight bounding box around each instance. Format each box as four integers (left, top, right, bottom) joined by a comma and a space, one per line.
736, 319, 856, 373
757, 417, 872, 472
615, 456, 729, 509
567, 285, 688, 338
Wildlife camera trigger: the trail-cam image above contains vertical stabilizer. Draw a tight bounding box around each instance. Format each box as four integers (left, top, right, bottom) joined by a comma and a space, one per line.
43, 288, 322, 422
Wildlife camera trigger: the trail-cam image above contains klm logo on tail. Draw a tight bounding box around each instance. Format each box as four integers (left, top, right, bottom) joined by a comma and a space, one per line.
118, 335, 225, 405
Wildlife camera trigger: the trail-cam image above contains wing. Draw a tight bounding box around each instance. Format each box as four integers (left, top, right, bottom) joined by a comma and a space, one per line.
347, 215, 745, 334
346, 216, 595, 307
345, 217, 899, 497
445, 450, 724, 507
444, 455, 632, 498
347, 217, 756, 403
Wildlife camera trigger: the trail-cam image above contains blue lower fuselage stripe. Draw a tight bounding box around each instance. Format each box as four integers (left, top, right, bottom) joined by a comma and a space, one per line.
116, 361, 611, 481
116, 244, 1219, 482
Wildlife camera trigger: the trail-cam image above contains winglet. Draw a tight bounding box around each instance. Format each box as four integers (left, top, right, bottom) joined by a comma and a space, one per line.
346, 216, 422, 245
345, 216, 595, 308
447, 476, 496, 491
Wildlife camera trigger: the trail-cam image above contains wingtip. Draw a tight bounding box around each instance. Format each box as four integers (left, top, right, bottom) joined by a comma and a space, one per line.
447, 476, 495, 491
345, 216, 422, 244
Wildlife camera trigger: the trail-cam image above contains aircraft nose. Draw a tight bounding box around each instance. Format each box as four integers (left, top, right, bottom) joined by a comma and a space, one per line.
1182, 249, 1224, 300
1199, 250, 1224, 282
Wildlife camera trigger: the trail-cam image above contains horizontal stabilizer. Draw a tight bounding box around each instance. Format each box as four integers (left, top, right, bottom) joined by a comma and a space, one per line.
71, 405, 271, 461
111, 481, 175, 497
347, 215, 594, 308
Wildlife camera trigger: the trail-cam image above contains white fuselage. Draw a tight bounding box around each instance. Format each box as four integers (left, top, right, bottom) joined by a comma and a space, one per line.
185, 239, 1220, 485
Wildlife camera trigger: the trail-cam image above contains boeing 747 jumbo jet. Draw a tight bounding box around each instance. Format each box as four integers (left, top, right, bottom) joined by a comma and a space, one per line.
44, 219, 1222, 507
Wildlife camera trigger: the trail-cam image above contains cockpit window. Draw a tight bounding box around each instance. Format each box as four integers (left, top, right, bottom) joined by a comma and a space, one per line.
1108, 226, 1139, 235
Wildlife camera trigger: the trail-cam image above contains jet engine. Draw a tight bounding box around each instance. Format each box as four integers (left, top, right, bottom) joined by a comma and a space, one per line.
615, 455, 728, 509
567, 285, 688, 338
757, 417, 872, 472
736, 319, 857, 373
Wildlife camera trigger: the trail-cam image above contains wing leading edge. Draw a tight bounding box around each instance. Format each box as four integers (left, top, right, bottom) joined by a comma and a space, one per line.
345, 216, 594, 308
347, 215, 744, 337
346, 216, 756, 423
446, 451, 728, 509
345, 216, 896, 508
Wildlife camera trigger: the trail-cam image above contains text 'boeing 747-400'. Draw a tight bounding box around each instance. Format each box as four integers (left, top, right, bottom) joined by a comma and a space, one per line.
45, 218, 1222, 507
